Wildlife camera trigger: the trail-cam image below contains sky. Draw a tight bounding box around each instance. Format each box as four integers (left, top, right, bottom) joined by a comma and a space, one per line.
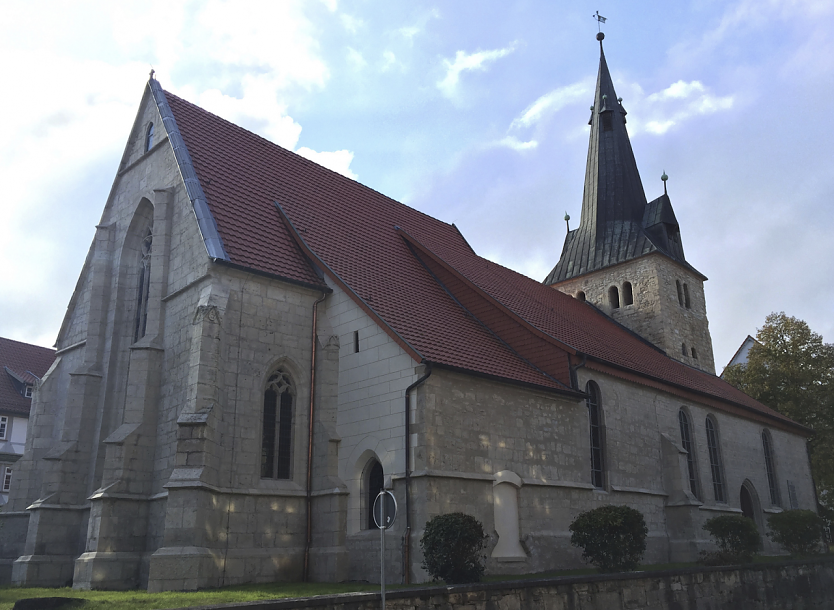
1, 0, 832, 371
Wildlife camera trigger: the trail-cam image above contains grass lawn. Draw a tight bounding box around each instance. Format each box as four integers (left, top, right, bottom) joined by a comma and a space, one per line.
0, 555, 829, 610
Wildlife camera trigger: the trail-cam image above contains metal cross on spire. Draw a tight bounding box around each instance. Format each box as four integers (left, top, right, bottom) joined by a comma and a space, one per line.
593, 11, 607, 32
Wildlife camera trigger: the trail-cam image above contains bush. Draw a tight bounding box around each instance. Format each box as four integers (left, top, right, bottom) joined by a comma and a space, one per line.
767, 509, 825, 556
420, 513, 488, 584
568, 505, 648, 572
702, 515, 761, 564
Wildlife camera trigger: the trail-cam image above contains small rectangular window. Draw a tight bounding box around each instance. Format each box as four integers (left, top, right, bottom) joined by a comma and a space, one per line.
353, 330, 360, 353
2, 467, 11, 492
25, 386, 33, 398
0, 417, 7, 440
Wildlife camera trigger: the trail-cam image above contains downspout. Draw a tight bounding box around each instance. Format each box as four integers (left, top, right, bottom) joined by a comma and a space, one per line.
303, 292, 328, 582
569, 352, 588, 390
402, 363, 432, 584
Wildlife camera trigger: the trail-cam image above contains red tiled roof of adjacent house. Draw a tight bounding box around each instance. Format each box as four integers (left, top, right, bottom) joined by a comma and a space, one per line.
0, 337, 56, 416
163, 88, 803, 431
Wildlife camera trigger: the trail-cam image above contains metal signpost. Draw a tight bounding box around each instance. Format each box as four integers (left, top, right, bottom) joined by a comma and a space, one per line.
372, 490, 397, 610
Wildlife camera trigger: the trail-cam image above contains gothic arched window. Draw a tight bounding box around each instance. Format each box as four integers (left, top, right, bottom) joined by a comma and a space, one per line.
676, 280, 684, 307
366, 459, 384, 530
683, 283, 691, 309
678, 409, 699, 499
762, 430, 780, 506
705, 416, 726, 502
145, 122, 154, 152
261, 369, 295, 479
133, 225, 153, 343
586, 381, 605, 489
622, 282, 634, 306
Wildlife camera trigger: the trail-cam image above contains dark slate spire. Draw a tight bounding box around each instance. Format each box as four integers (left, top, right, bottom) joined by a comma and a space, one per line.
545, 34, 703, 284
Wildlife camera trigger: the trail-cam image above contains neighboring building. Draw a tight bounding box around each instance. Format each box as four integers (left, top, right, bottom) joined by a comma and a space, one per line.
0, 338, 56, 505
0, 35, 816, 591
721, 335, 760, 377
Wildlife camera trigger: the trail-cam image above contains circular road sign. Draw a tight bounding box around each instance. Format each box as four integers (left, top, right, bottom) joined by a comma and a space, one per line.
372, 490, 397, 529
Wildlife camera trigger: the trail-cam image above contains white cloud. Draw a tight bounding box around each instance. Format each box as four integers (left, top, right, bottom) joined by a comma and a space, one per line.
340, 14, 363, 33
380, 50, 401, 72
437, 43, 517, 99
510, 80, 592, 130
319, 0, 338, 12
628, 80, 734, 135
346, 47, 367, 71
296, 148, 358, 180
495, 136, 538, 151
396, 8, 440, 45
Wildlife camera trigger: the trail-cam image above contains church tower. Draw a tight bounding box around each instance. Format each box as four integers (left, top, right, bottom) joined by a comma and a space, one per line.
545, 33, 716, 374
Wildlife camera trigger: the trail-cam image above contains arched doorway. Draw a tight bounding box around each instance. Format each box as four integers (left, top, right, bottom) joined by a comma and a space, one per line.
739, 480, 763, 531
366, 460, 384, 530
740, 485, 755, 520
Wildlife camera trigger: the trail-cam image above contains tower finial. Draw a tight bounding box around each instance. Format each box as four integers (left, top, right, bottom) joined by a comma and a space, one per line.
564, 212, 571, 233
149, 67, 155, 80
661, 170, 668, 195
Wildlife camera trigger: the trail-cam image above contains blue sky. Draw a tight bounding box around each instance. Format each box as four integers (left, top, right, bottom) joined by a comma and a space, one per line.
1, 0, 832, 370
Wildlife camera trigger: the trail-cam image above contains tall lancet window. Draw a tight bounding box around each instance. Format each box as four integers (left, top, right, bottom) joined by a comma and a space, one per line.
586, 381, 605, 489
261, 369, 295, 479
133, 225, 153, 342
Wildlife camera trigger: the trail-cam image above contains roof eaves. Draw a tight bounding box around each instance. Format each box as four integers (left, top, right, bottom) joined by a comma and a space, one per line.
273, 201, 423, 364
396, 227, 579, 357
583, 356, 810, 436
428, 362, 584, 400
148, 79, 229, 262
210, 258, 331, 294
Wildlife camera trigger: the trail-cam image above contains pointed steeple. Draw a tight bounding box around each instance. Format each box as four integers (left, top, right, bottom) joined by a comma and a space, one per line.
544, 34, 703, 285
580, 33, 647, 235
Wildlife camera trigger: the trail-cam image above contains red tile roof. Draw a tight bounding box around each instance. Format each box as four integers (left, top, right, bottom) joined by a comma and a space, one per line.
0, 337, 55, 416
163, 89, 805, 433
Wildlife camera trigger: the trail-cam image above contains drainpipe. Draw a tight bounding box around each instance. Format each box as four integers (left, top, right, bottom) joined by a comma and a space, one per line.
569, 352, 588, 390
402, 363, 432, 584
303, 292, 328, 582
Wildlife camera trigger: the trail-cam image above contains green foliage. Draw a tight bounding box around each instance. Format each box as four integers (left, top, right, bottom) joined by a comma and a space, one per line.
420, 513, 488, 584
722, 313, 834, 512
767, 509, 825, 556
568, 505, 648, 572
702, 515, 761, 564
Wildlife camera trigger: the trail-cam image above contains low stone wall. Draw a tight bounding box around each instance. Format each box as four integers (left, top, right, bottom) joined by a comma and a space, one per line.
191, 557, 834, 609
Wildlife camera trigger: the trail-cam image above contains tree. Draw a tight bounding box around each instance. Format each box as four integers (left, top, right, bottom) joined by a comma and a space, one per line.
723, 312, 834, 513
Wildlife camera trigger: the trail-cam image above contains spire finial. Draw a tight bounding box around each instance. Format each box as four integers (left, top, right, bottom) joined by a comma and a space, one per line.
564, 212, 571, 233
661, 170, 668, 195
594, 11, 607, 34
149, 67, 155, 80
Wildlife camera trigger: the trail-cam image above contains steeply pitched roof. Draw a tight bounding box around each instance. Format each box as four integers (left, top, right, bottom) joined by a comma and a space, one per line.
0, 337, 55, 416
544, 37, 703, 285
158, 81, 806, 433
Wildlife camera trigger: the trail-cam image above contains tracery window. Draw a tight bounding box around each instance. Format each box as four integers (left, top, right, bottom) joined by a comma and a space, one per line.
762, 430, 780, 506
705, 416, 726, 502
133, 225, 153, 342
678, 409, 699, 499
261, 369, 295, 479
145, 122, 154, 152
586, 381, 605, 489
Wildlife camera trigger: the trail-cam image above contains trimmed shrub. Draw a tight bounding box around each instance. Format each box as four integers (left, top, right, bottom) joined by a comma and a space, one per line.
420, 513, 488, 584
767, 509, 824, 556
568, 505, 648, 572
702, 515, 761, 564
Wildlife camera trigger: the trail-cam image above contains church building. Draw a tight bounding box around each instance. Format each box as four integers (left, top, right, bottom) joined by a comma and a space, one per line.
0, 35, 816, 591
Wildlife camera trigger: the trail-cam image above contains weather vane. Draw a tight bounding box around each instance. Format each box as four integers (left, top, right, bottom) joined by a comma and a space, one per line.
593, 11, 607, 32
